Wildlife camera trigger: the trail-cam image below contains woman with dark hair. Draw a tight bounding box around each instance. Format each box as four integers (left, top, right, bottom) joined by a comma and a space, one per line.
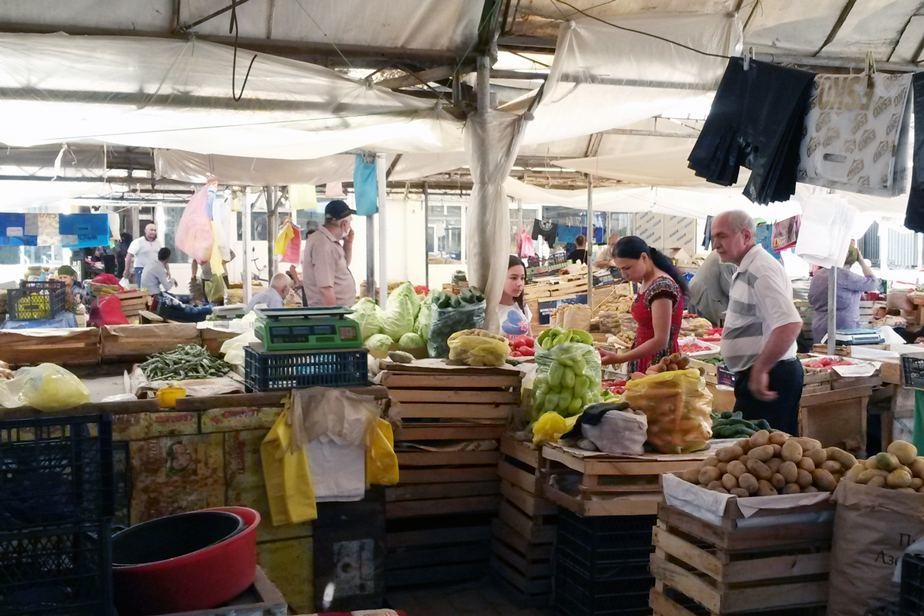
600, 236, 687, 372
498, 255, 532, 337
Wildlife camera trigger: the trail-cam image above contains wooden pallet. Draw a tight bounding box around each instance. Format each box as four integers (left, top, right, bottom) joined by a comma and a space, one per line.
0, 327, 100, 367
540, 443, 706, 517
650, 504, 831, 615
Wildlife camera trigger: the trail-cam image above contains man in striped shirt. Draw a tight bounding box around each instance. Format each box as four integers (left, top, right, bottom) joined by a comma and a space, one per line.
713, 211, 803, 435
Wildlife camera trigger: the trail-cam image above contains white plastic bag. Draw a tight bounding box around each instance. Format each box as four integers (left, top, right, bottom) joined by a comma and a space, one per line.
584, 410, 648, 455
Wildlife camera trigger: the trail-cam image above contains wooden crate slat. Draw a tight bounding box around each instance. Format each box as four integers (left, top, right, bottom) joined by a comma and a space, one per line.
658, 505, 833, 552
397, 450, 500, 467
492, 558, 552, 598
498, 460, 541, 495
385, 481, 499, 503
653, 525, 830, 585
385, 495, 499, 519
491, 519, 554, 561
396, 403, 514, 420
500, 435, 540, 469
650, 588, 698, 616
498, 501, 556, 544
397, 466, 499, 484
391, 389, 519, 404
381, 372, 521, 389
542, 444, 701, 476
384, 562, 485, 588
651, 553, 828, 613
394, 423, 507, 441
387, 542, 491, 570
490, 541, 552, 579
543, 480, 661, 517
500, 481, 557, 517
386, 525, 491, 549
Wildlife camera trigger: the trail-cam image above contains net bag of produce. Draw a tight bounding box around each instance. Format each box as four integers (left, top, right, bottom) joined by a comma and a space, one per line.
624, 369, 712, 453
427, 299, 486, 358
447, 329, 508, 367
532, 342, 602, 420
828, 481, 924, 616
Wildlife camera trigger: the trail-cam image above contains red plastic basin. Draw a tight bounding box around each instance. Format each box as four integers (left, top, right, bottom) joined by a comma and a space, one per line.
112, 506, 260, 616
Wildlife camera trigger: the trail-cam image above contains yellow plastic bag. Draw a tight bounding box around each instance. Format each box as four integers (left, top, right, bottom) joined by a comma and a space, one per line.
532, 412, 579, 446
624, 368, 713, 454
366, 418, 399, 486
260, 407, 317, 525
0, 363, 90, 411
447, 329, 508, 367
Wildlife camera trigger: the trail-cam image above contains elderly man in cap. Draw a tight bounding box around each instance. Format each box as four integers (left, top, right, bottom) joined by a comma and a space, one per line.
301, 200, 357, 307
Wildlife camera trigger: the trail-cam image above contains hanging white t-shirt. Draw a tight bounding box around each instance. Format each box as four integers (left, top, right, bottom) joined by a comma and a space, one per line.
498, 303, 532, 337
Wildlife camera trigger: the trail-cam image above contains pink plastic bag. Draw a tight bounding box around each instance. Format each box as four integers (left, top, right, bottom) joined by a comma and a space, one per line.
175, 186, 214, 263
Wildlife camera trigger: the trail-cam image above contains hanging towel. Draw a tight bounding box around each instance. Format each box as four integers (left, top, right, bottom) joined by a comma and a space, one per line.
353, 154, 379, 216
798, 72, 913, 197
531, 219, 558, 246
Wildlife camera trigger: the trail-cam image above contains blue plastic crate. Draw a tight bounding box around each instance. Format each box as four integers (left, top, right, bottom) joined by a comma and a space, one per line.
0, 414, 113, 531
244, 345, 369, 391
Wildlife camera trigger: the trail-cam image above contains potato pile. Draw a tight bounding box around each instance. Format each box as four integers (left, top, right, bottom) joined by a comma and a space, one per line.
681, 430, 857, 496
646, 352, 690, 375
841, 440, 924, 492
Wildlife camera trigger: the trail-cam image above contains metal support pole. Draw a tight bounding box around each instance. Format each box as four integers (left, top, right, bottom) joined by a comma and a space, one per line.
423, 182, 430, 288
586, 175, 594, 308
365, 216, 375, 299
376, 153, 388, 307
265, 186, 277, 280
826, 266, 838, 355
242, 187, 253, 304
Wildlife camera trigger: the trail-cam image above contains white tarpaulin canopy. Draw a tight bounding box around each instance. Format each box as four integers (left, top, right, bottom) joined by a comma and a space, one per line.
0, 34, 464, 159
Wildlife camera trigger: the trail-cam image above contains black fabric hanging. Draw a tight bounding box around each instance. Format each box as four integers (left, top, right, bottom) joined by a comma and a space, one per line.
531, 218, 558, 247
688, 58, 815, 205
904, 73, 924, 233
702, 215, 714, 250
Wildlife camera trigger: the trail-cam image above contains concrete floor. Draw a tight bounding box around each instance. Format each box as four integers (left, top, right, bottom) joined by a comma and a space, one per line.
386, 579, 552, 616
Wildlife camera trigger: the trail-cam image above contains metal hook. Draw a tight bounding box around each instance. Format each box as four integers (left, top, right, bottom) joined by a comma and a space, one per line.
743, 46, 755, 71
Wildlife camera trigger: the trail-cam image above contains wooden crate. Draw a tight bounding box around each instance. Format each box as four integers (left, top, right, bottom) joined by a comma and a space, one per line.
540, 443, 707, 517
491, 436, 556, 606
112, 290, 149, 319
650, 504, 831, 615
200, 327, 240, 356
0, 327, 101, 367
100, 323, 200, 362
799, 384, 875, 453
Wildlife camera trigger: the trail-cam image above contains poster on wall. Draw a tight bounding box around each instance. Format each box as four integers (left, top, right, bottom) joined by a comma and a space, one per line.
0, 213, 37, 246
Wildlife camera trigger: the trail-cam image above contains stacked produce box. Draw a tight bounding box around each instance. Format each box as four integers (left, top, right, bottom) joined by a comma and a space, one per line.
490, 435, 557, 607
379, 361, 521, 589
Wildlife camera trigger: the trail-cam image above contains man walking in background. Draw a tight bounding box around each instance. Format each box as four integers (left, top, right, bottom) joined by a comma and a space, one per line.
302, 200, 357, 307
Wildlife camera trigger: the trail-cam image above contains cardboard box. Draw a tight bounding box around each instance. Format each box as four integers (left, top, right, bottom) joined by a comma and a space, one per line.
112, 411, 199, 441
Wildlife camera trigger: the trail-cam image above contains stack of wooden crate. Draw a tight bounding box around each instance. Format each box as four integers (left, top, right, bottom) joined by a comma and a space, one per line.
113, 290, 149, 322
379, 360, 522, 589
650, 474, 832, 615
490, 435, 556, 607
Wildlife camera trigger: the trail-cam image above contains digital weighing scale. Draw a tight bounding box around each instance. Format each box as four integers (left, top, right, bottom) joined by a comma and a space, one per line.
254, 306, 361, 351
834, 328, 884, 346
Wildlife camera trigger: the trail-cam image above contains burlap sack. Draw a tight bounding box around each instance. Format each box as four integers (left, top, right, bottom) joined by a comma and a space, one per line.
828, 481, 924, 616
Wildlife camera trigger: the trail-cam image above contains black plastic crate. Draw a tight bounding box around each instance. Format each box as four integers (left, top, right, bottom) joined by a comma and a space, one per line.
902, 552, 924, 615
0, 520, 113, 616
554, 577, 652, 616
555, 544, 651, 582
7, 281, 66, 320
557, 511, 656, 551
902, 354, 924, 389
0, 414, 114, 530
244, 345, 369, 391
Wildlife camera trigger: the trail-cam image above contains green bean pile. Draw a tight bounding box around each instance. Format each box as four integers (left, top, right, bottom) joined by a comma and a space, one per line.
140, 344, 231, 381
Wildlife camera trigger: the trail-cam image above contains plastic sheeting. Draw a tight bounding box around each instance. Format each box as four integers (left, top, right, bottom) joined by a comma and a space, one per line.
521, 13, 741, 146
155, 149, 358, 185
466, 111, 530, 332
0, 34, 464, 159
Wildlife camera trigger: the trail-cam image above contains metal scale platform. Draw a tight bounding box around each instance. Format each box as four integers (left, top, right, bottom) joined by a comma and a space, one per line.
834, 327, 884, 346
254, 306, 361, 351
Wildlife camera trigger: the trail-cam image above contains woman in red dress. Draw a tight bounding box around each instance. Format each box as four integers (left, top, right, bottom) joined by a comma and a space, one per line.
600, 236, 687, 373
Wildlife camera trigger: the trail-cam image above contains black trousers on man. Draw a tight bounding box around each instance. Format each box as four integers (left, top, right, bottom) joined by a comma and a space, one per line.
733, 358, 804, 436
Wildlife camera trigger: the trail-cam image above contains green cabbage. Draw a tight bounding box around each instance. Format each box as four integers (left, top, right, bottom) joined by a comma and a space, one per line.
365, 334, 394, 359
382, 282, 419, 340
415, 293, 434, 342
349, 297, 384, 341
398, 332, 425, 350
